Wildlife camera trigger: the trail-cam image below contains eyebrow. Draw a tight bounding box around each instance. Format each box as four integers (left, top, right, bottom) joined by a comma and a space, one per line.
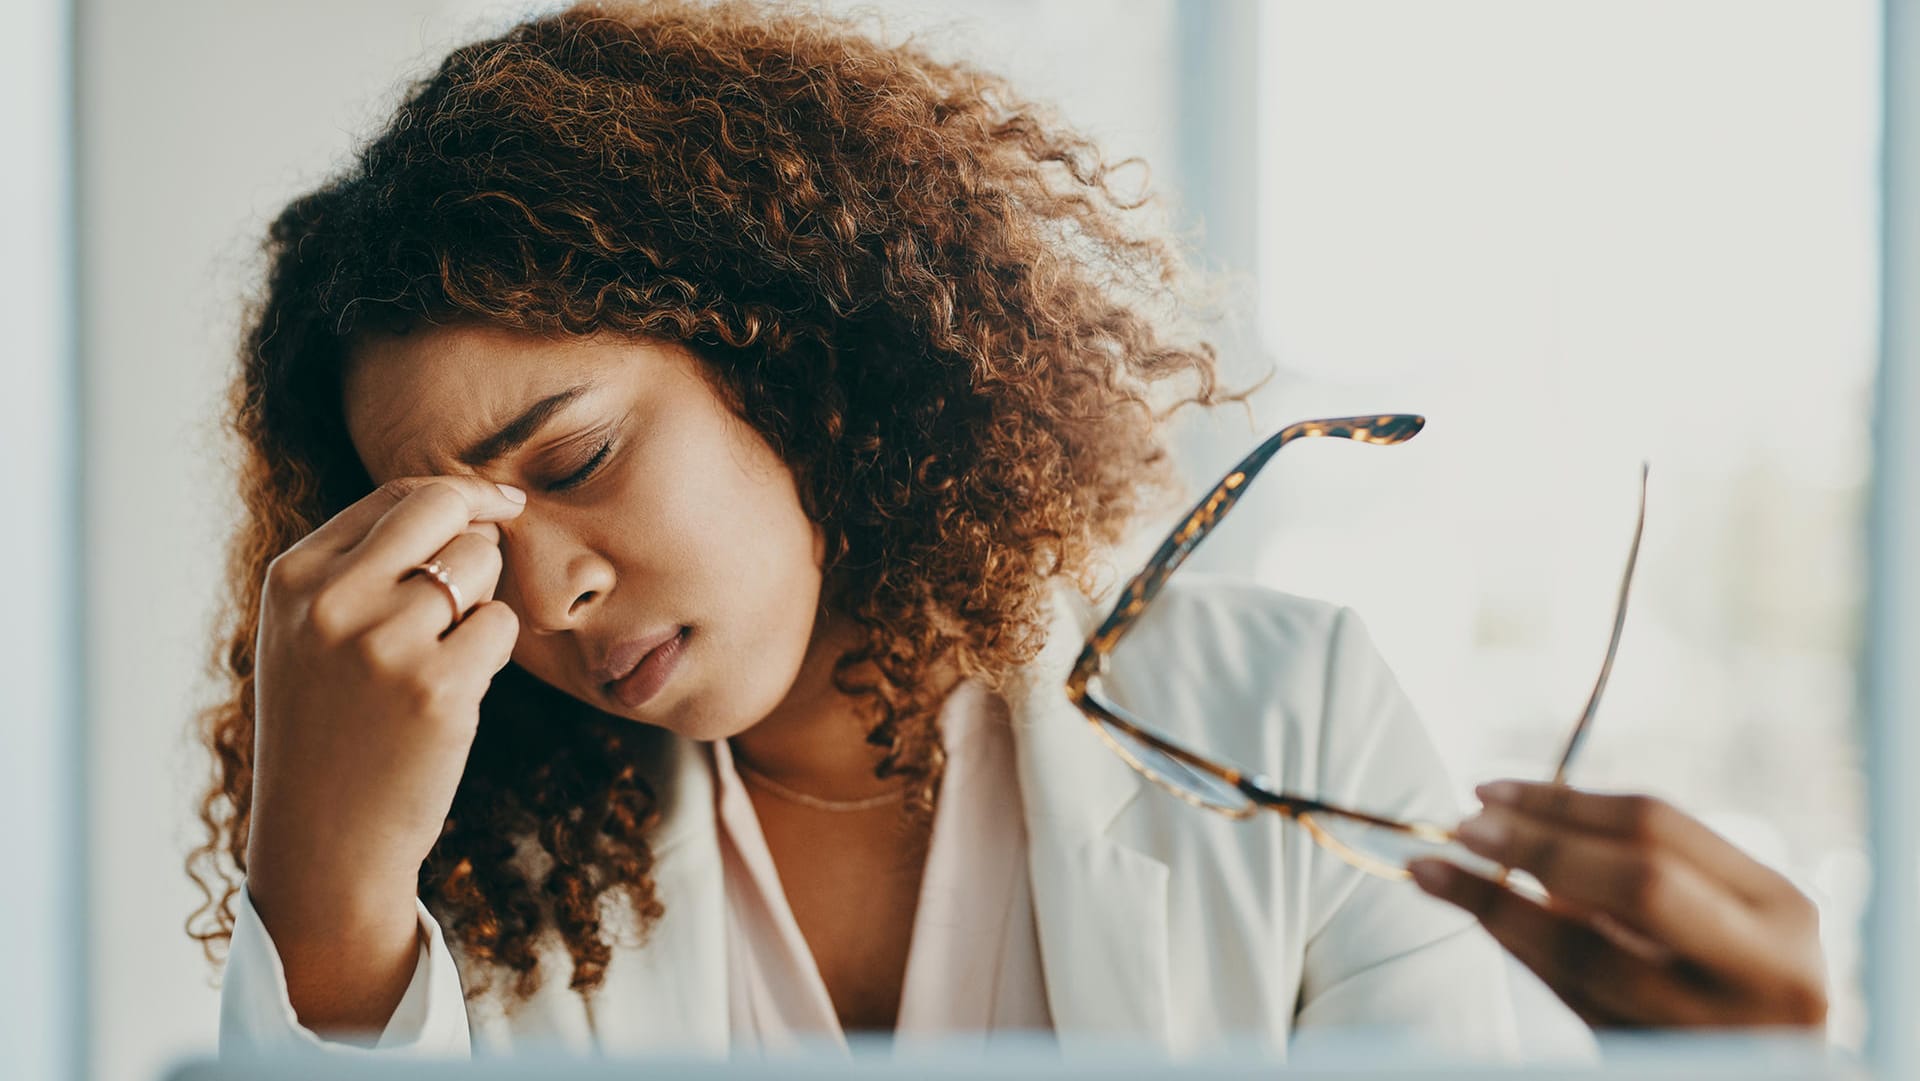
456, 383, 596, 467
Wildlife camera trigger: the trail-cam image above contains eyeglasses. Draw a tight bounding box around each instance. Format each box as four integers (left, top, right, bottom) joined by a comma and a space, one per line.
1066, 414, 1647, 880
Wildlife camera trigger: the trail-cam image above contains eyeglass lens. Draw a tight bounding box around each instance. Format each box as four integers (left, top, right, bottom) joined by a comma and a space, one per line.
1089, 707, 1253, 814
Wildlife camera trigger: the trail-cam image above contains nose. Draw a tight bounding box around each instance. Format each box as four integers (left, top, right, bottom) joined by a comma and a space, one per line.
499, 517, 617, 634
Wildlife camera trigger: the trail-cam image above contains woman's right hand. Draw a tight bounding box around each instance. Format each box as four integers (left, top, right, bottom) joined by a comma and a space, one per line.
242, 476, 525, 1036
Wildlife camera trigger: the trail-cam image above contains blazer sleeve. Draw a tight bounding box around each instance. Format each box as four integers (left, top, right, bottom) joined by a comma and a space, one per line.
219, 883, 472, 1058
1287, 607, 1531, 1060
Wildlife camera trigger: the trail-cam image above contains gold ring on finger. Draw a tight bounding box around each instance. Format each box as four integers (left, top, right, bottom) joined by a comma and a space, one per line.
409, 559, 466, 630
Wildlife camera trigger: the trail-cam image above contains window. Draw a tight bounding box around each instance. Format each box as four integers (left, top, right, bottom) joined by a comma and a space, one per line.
1245, 0, 1880, 1050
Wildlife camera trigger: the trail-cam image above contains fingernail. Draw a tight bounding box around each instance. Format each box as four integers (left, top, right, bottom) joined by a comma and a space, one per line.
1476, 780, 1521, 806
1455, 814, 1505, 850
495, 483, 527, 504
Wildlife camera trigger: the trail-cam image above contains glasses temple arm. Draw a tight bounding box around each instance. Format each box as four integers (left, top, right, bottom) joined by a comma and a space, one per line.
1551, 463, 1649, 784
1083, 414, 1427, 661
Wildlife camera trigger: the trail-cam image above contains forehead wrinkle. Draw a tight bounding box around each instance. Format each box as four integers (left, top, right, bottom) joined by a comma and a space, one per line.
346, 325, 633, 480
457, 383, 596, 468
354, 390, 488, 481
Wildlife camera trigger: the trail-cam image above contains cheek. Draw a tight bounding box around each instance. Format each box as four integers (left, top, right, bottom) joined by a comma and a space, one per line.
653, 410, 812, 564
680, 430, 823, 650
583, 407, 821, 629
683, 453, 821, 612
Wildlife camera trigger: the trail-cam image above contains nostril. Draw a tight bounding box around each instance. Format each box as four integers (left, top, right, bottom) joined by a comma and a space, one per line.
568, 590, 598, 616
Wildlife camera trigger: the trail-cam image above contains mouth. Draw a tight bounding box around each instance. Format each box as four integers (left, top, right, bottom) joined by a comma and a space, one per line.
597, 626, 692, 710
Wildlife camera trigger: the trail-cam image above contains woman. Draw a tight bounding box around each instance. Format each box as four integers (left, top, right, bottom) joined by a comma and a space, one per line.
192, 0, 1528, 1057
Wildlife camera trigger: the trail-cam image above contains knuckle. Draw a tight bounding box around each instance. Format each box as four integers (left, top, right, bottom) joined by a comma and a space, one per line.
413, 668, 481, 729
1516, 829, 1561, 878
410, 481, 466, 515
304, 584, 358, 641
382, 477, 467, 519
1776, 882, 1822, 932
353, 623, 414, 673
1779, 976, 1829, 1026
1619, 853, 1670, 912
1621, 795, 1672, 842
376, 477, 422, 503
1538, 785, 1574, 820
395, 663, 454, 714
262, 551, 305, 595
1794, 889, 1822, 930
1490, 814, 1556, 878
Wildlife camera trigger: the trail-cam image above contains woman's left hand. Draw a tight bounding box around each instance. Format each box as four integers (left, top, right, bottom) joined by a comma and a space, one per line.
1409, 780, 1828, 1030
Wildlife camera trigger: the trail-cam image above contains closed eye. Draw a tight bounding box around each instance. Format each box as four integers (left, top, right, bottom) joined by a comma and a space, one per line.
546, 437, 615, 493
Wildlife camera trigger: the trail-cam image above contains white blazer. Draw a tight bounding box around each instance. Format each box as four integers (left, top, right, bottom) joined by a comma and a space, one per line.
222, 576, 1539, 1060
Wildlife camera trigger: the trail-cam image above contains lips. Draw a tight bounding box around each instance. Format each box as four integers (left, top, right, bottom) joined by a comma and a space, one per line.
593, 626, 685, 685
595, 625, 692, 710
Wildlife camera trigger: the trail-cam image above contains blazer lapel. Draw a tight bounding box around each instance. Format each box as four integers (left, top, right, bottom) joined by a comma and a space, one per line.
1008, 580, 1172, 1048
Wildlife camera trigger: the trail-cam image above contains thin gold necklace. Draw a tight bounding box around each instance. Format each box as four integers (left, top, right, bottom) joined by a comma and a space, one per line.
735, 761, 907, 813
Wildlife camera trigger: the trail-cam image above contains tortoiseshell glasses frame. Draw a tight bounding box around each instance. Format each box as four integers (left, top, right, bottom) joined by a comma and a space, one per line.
1065, 414, 1647, 880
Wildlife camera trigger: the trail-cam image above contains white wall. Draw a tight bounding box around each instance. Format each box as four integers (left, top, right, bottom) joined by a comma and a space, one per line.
78, 4, 532, 1077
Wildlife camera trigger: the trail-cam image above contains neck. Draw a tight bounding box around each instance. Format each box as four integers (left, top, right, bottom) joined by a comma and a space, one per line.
729, 610, 914, 801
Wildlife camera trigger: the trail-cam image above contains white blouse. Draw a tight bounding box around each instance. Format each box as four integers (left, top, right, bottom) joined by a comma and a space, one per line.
714, 678, 1052, 1051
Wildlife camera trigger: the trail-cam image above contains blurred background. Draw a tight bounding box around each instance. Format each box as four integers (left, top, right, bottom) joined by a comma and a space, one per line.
0, 1, 1885, 1079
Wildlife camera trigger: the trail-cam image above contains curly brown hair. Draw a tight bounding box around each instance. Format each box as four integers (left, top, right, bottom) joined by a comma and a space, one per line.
187, 0, 1227, 1003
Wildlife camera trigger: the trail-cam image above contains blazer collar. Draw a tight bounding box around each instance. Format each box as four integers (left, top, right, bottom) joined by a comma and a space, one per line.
1004, 578, 1148, 841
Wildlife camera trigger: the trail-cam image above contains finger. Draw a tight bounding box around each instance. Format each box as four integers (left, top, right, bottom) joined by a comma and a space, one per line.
307, 477, 524, 556
1409, 859, 1726, 1028
369, 530, 507, 643
437, 600, 521, 677
1409, 859, 1638, 1026
462, 520, 502, 545
347, 479, 525, 576
1476, 781, 1790, 903
1454, 806, 1772, 979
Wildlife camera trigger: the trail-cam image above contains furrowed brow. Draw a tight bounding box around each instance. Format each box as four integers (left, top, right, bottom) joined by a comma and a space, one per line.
456, 384, 594, 467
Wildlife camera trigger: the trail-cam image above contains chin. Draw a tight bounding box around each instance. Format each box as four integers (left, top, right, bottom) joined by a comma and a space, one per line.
609, 689, 765, 743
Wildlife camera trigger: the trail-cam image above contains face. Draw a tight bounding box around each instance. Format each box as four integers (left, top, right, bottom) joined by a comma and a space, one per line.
344, 324, 828, 741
